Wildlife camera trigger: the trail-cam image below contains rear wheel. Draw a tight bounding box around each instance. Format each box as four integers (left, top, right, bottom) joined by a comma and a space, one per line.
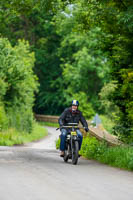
72, 140, 79, 165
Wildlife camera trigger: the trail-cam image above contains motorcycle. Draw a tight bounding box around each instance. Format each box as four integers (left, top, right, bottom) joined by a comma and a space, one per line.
57, 123, 85, 165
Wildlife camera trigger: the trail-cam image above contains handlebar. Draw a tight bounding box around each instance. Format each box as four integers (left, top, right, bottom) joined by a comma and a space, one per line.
56, 126, 86, 130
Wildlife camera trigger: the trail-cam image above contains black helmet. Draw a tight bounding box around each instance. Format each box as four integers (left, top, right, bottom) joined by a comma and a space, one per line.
72, 100, 79, 106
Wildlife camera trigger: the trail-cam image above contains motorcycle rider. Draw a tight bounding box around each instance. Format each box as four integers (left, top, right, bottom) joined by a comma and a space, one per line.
58, 100, 89, 157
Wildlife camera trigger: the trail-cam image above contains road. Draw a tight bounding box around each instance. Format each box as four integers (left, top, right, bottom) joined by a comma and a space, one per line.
0, 127, 133, 200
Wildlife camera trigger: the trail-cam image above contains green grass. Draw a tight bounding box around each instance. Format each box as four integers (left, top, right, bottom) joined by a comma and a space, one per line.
56, 138, 60, 149
80, 135, 133, 171
56, 134, 133, 171
0, 122, 48, 146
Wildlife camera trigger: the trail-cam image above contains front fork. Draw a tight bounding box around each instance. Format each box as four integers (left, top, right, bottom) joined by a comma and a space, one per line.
71, 136, 78, 154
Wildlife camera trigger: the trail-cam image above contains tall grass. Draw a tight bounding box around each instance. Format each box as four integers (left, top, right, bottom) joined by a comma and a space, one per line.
0, 122, 48, 146
7, 107, 34, 133
80, 135, 133, 171
56, 134, 133, 171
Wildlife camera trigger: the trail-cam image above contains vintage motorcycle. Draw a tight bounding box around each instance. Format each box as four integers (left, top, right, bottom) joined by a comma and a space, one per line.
57, 123, 86, 165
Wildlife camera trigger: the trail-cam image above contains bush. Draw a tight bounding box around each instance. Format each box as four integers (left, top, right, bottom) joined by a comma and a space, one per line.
56, 138, 60, 149
0, 122, 48, 146
99, 115, 115, 134
0, 38, 38, 133
55, 133, 133, 170
80, 135, 133, 171
0, 104, 9, 131
80, 136, 99, 159
7, 107, 34, 133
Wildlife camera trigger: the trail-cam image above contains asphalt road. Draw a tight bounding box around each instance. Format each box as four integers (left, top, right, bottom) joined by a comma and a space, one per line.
0, 127, 133, 200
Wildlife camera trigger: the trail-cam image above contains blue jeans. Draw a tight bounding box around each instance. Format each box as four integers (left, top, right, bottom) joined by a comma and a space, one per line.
60, 129, 83, 151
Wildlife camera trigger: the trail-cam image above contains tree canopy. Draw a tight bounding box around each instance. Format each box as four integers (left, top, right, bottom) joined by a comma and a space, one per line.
0, 0, 133, 141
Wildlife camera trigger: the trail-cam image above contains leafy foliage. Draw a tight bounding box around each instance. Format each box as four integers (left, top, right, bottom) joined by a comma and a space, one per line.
99, 81, 119, 121
0, 103, 8, 131
0, 38, 38, 132
80, 135, 133, 171
55, 9, 110, 113
0, 0, 132, 140
70, 0, 133, 139
56, 134, 133, 171
0, 123, 48, 146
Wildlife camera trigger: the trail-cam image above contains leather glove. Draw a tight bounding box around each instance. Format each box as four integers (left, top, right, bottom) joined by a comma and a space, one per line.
85, 127, 89, 132
59, 124, 63, 130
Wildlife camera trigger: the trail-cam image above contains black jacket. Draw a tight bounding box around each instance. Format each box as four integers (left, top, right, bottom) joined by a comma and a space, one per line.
58, 107, 88, 128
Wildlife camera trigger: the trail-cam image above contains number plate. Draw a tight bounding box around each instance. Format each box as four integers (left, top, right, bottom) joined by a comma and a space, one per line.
71, 131, 77, 136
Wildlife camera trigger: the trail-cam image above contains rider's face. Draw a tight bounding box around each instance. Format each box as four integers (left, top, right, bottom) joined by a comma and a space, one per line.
72, 105, 78, 111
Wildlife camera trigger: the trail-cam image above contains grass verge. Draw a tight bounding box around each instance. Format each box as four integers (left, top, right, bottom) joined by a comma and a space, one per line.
0, 122, 48, 146
56, 138, 60, 149
56, 134, 133, 171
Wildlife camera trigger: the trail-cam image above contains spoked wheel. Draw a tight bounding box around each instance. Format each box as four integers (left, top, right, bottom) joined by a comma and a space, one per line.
63, 151, 69, 162
63, 144, 70, 162
72, 141, 79, 165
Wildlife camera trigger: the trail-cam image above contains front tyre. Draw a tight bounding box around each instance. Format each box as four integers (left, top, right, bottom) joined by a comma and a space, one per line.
63, 143, 70, 162
64, 151, 69, 162
72, 140, 79, 165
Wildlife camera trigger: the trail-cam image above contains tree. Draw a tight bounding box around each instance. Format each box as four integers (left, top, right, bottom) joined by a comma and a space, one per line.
0, 38, 38, 132
55, 0, 133, 137
54, 3, 110, 114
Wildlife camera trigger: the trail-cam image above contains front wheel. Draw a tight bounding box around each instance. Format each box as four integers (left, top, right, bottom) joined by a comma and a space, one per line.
72, 140, 79, 165
63, 143, 70, 162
